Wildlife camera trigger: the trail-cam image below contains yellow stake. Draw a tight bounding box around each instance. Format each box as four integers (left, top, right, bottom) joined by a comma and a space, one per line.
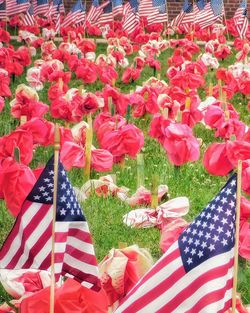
50, 124, 60, 313
232, 160, 242, 313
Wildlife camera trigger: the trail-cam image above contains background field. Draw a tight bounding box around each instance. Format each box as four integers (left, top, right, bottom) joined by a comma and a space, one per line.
0, 39, 249, 305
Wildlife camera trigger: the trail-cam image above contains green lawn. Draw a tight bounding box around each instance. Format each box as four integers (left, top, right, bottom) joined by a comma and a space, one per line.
0, 38, 250, 305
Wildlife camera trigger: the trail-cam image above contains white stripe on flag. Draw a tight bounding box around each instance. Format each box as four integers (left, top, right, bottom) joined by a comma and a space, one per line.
64, 253, 98, 275
15, 210, 52, 268
0, 203, 44, 267
137, 248, 234, 312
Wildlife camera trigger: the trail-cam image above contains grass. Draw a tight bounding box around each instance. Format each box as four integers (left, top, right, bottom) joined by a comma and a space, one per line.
0, 37, 250, 306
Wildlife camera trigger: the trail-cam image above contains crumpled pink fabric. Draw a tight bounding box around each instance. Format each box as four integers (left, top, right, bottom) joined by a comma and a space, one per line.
0, 269, 51, 299
99, 245, 153, 308
0, 158, 36, 216
163, 123, 200, 166
123, 197, 189, 228
159, 218, 189, 253
74, 175, 129, 203
126, 185, 169, 207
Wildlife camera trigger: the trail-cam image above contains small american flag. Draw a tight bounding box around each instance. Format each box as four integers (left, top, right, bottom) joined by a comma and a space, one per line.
196, 0, 224, 29
22, 4, 36, 26
112, 0, 123, 17
147, 0, 168, 25
122, 0, 139, 34
61, 0, 85, 28
115, 174, 237, 312
86, 0, 109, 24
6, 0, 30, 16
0, 1, 6, 19
0, 156, 100, 291
233, 0, 249, 39
49, 0, 65, 17
170, 0, 192, 28
98, 1, 113, 25
138, 0, 153, 18
33, 0, 49, 16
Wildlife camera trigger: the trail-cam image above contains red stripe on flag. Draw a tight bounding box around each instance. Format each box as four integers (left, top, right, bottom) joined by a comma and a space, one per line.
65, 245, 97, 266
158, 257, 234, 312
68, 228, 93, 244
22, 223, 52, 268
190, 277, 233, 313
6, 203, 51, 268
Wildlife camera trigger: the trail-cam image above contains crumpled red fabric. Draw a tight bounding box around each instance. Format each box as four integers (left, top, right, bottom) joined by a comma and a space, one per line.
163, 123, 200, 166
0, 129, 33, 165
203, 142, 232, 176
160, 218, 189, 253
99, 245, 153, 308
0, 158, 36, 216
20, 278, 108, 313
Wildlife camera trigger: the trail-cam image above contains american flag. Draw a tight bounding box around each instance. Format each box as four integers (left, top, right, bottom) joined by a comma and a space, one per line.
49, 0, 65, 17
0, 156, 100, 290
98, 1, 113, 25
147, 0, 168, 25
138, 0, 153, 18
22, 4, 36, 26
112, 0, 123, 17
33, 0, 49, 16
86, 0, 109, 24
122, 0, 139, 34
6, 0, 30, 16
115, 174, 237, 313
233, 0, 249, 39
0, 1, 6, 19
170, 0, 192, 28
196, 0, 224, 29
61, 0, 85, 28
55, 7, 61, 32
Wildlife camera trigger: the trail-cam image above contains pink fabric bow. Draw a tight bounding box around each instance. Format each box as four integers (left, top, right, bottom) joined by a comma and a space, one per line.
123, 196, 189, 228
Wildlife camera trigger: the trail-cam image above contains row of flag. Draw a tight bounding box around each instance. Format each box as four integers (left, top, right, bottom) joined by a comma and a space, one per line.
0, 0, 248, 37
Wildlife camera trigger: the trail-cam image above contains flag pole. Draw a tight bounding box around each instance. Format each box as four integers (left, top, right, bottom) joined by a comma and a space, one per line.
232, 159, 242, 313
165, 0, 169, 39
50, 123, 61, 313
222, 0, 230, 41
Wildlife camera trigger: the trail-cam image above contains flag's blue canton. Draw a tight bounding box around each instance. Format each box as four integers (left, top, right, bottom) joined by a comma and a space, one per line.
183, 0, 193, 13
93, 0, 99, 7
152, 0, 165, 8
53, 0, 62, 9
27, 157, 86, 223
179, 174, 237, 273
196, 0, 206, 10
113, 0, 122, 8
17, 0, 29, 4
72, 0, 84, 12
0, 2, 5, 10
129, 0, 139, 11
28, 4, 34, 14
37, 0, 48, 5
103, 1, 112, 13
211, 0, 223, 16
240, 0, 247, 16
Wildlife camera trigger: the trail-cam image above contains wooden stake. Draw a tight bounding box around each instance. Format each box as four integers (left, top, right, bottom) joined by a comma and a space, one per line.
50, 124, 60, 313
84, 114, 93, 181
151, 174, 159, 209
218, 79, 223, 101
137, 153, 145, 188
20, 115, 27, 125
185, 97, 191, 110
208, 82, 213, 97
232, 160, 242, 313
